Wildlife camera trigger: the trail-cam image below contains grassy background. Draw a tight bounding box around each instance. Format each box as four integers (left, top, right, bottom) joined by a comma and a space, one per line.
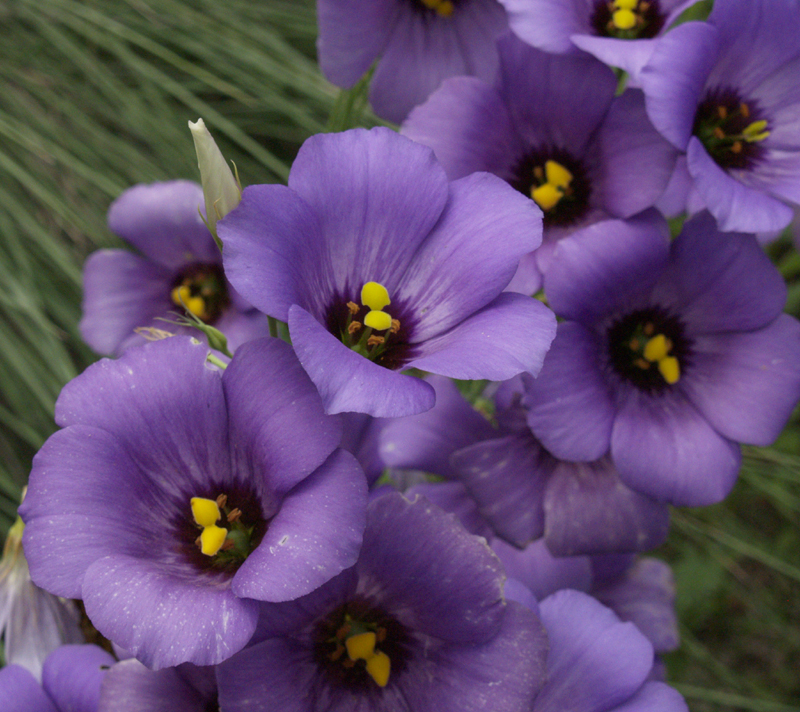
1, 0, 798, 709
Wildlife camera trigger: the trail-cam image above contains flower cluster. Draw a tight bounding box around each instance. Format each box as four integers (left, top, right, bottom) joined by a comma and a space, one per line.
4, 0, 800, 709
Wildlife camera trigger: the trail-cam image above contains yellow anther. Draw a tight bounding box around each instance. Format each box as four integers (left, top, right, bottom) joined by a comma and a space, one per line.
614, 0, 638, 9
364, 310, 392, 331
643, 334, 670, 363
658, 356, 680, 384
347, 301, 360, 315
366, 651, 391, 687
717, 105, 728, 120
731, 141, 743, 154
612, 8, 637, 29
742, 120, 769, 143
199, 525, 228, 556
171, 285, 207, 319
739, 102, 750, 118
544, 160, 573, 190
346, 632, 377, 662
361, 282, 391, 312
420, 0, 453, 16
191, 497, 221, 528
532, 183, 564, 211
348, 321, 362, 335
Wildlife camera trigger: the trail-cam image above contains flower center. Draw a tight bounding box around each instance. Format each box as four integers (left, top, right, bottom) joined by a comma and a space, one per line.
693, 88, 769, 170
509, 149, 591, 228
170, 263, 230, 324
173, 486, 267, 578
607, 307, 691, 393
338, 282, 408, 363
591, 0, 665, 39
314, 598, 411, 692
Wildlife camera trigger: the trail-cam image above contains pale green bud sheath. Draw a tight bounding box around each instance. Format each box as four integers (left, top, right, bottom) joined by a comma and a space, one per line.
188, 118, 241, 243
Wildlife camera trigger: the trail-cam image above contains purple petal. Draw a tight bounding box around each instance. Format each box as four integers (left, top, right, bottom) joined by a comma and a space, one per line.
42, 645, 115, 712
491, 538, 592, 601
316, 0, 397, 87
219, 183, 323, 321
404, 481, 494, 538
424, 602, 548, 712
681, 316, 800, 446
401, 77, 523, 181
0, 665, 58, 712
596, 90, 677, 218
20, 425, 156, 599
536, 590, 654, 712
53, 337, 231, 498
79, 250, 172, 356
652, 211, 787, 334
360, 493, 505, 644
611, 388, 741, 506
339, 412, 387, 486
497, 35, 616, 154
451, 434, 548, 547
82, 555, 259, 669
107, 181, 218, 270
707, 0, 800, 95
288, 305, 436, 417
609, 681, 688, 712
499, 0, 584, 53
655, 156, 692, 217
544, 459, 670, 557
232, 449, 367, 602
407, 292, 557, 381
505, 251, 544, 296
396, 171, 543, 342
212, 307, 272, 352
288, 128, 449, 293
524, 322, 615, 462
216, 638, 317, 712
379, 375, 496, 478
543, 212, 670, 324
594, 559, 679, 654
369, 0, 506, 124
223, 337, 343, 495
686, 137, 795, 232
98, 659, 214, 712
640, 21, 719, 150
570, 37, 660, 85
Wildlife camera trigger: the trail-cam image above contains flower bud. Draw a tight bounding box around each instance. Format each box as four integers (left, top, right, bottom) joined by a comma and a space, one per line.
188, 118, 241, 239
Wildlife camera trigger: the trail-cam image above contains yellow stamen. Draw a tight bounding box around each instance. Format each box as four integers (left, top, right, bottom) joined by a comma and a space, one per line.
191, 497, 221, 528
717, 105, 728, 120
366, 651, 391, 687
346, 632, 377, 662
171, 284, 207, 319
658, 356, 680, 384
347, 301, 360, 315
367, 335, 385, 347
544, 160, 573, 188
532, 160, 573, 211
614, 0, 638, 8
199, 525, 228, 556
348, 321, 362, 335
739, 102, 750, 118
612, 8, 637, 29
643, 334, 670, 363
364, 310, 392, 331
361, 282, 391, 312
742, 120, 770, 143
531, 183, 564, 211
420, 0, 453, 16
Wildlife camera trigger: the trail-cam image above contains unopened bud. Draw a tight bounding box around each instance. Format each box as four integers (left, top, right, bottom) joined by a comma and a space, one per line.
188, 118, 241, 240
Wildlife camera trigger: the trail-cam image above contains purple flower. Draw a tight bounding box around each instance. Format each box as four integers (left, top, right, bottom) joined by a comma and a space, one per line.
219, 128, 556, 418
0, 644, 115, 712
640, 0, 800, 231
216, 492, 548, 712
497, 0, 696, 84
20, 336, 367, 669
80, 180, 270, 356
316, 0, 508, 124
384, 375, 670, 555
402, 35, 676, 289
525, 210, 800, 506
